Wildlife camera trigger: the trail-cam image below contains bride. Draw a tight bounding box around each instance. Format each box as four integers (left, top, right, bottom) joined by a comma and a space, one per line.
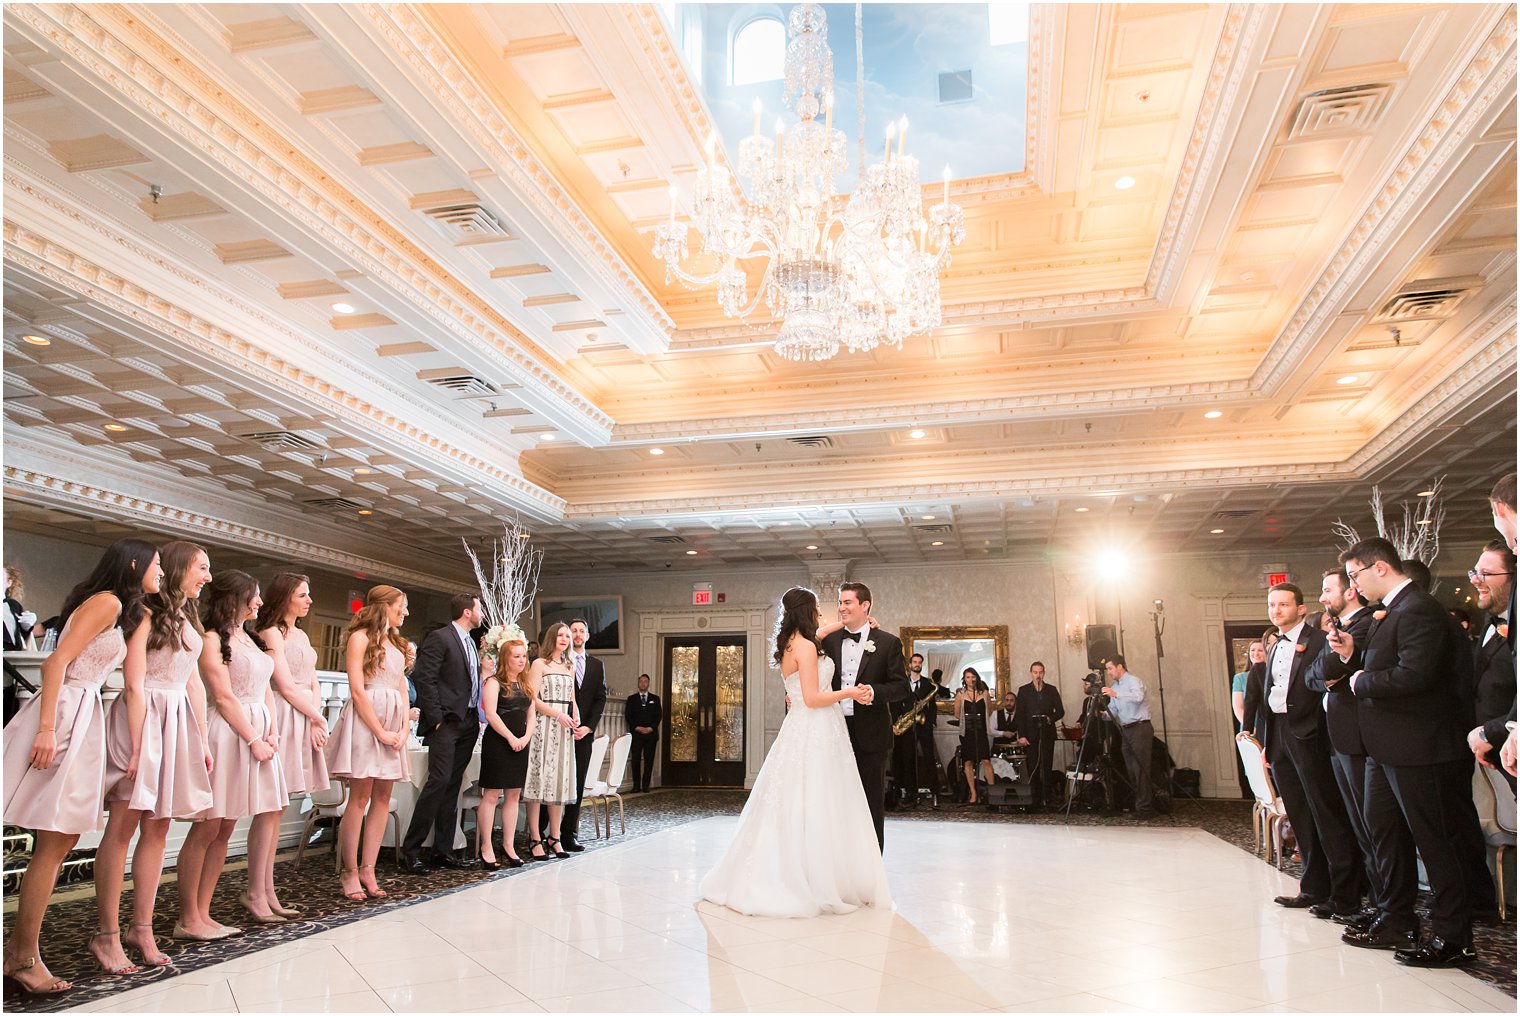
699, 586, 892, 918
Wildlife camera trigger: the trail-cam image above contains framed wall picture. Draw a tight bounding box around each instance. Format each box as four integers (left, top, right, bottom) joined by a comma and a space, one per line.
536, 595, 624, 654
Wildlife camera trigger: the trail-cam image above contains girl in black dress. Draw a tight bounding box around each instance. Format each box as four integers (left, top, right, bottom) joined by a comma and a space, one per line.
476, 638, 535, 868
955, 668, 995, 805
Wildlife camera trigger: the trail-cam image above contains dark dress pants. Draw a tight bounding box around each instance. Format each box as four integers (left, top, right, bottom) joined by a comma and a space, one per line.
402, 716, 480, 854
1267, 727, 1333, 899
1283, 726, 1364, 907
847, 716, 888, 852
1384, 758, 1492, 940
630, 731, 658, 791
1362, 756, 1419, 928
1119, 720, 1153, 811
1028, 724, 1056, 806
563, 730, 595, 842
1329, 751, 1378, 905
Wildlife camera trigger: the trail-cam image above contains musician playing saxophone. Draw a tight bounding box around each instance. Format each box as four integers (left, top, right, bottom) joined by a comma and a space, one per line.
890, 654, 939, 808
1015, 661, 1065, 811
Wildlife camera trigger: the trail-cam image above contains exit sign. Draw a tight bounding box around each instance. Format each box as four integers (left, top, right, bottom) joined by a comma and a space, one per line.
692, 581, 713, 607
1266, 572, 1289, 587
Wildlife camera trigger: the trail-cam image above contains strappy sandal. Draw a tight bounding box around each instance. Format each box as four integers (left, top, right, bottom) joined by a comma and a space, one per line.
546, 836, 569, 860
89, 930, 144, 976
2, 955, 71, 996
337, 867, 367, 903
359, 864, 389, 899
527, 837, 547, 861
124, 924, 172, 967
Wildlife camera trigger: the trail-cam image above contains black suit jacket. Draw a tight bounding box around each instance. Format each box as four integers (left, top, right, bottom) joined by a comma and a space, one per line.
1322, 583, 1473, 766
1305, 607, 1376, 756
571, 653, 607, 732
821, 627, 910, 755
625, 691, 661, 734
1255, 624, 1329, 754
2, 596, 31, 652
412, 623, 478, 740
1474, 614, 1515, 727
894, 675, 939, 730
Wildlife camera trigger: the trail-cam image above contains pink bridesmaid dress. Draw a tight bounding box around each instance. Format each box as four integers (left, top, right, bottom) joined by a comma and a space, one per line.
1, 615, 124, 834
201, 630, 289, 818
272, 626, 331, 795
103, 620, 214, 818
325, 640, 410, 782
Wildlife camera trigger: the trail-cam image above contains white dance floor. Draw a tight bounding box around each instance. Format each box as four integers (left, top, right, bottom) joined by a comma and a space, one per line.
68, 816, 1514, 1013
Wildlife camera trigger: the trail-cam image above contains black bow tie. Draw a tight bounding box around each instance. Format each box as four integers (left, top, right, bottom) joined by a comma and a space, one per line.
844, 630, 863, 643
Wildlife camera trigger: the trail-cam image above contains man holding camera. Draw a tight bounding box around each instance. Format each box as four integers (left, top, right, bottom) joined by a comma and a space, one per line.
1100, 655, 1153, 816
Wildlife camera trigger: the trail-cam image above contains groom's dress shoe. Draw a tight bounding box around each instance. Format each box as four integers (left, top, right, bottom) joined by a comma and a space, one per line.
430, 851, 479, 870
561, 837, 586, 854
1272, 893, 1323, 909
1395, 936, 1476, 967
396, 851, 428, 874
1342, 918, 1417, 950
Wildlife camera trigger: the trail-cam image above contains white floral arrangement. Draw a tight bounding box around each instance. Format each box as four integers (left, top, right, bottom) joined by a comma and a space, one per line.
480, 622, 527, 664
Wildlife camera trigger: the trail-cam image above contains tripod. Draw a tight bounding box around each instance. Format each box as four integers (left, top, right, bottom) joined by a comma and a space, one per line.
1064, 688, 1117, 820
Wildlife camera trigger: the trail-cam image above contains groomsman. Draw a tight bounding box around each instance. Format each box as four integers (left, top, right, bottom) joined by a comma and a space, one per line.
625, 674, 661, 793
562, 618, 607, 852
1260, 583, 1363, 918
1467, 541, 1515, 791
1325, 539, 1490, 967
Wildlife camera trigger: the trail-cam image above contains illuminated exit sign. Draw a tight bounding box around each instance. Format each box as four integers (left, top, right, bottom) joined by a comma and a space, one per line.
1266, 572, 1289, 587
693, 582, 713, 606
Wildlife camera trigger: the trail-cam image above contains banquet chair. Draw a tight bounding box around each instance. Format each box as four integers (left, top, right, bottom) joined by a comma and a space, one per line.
294, 778, 400, 872
580, 735, 609, 837
587, 733, 633, 837
1236, 732, 1287, 868
1473, 764, 1517, 918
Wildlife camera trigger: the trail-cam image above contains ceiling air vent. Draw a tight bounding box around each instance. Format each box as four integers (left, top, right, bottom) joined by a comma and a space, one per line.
939, 70, 973, 104
303, 496, 366, 511
418, 368, 499, 397
786, 435, 835, 450
1212, 510, 1258, 520
1287, 83, 1394, 139
913, 524, 954, 534
648, 535, 687, 545
240, 430, 322, 452
1374, 288, 1471, 323
420, 202, 511, 241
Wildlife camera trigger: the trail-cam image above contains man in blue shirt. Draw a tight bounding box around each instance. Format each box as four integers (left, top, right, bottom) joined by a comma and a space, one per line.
1101, 654, 1153, 816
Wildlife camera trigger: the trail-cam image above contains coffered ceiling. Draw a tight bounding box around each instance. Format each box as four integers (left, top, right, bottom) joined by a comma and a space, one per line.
3, 3, 1515, 585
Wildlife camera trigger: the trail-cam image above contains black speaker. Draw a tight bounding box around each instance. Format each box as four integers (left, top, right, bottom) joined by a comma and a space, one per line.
1085, 625, 1118, 670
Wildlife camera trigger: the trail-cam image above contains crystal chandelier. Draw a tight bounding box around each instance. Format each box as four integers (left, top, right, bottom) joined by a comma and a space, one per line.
653, 3, 965, 362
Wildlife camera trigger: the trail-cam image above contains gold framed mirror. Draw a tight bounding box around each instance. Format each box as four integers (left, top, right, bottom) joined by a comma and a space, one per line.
898, 625, 1011, 706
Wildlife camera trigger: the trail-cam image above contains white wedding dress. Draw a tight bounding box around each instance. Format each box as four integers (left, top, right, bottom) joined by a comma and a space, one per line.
700, 656, 892, 918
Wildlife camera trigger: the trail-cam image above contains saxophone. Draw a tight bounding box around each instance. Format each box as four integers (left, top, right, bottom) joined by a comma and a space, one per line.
893, 679, 942, 735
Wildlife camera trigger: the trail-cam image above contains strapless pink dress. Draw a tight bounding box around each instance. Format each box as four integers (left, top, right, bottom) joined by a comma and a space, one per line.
272, 626, 330, 795
103, 620, 214, 819
325, 640, 410, 781
202, 631, 288, 818
2, 615, 123, 834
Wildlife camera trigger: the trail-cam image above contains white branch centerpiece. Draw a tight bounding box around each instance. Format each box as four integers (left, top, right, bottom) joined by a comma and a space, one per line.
1332, 478, 1446, 590
462, 524, 543, 663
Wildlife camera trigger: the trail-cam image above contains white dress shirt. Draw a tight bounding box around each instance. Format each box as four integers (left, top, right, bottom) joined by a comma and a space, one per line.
1267, 620, 1305, 714
839, 626, 867, 716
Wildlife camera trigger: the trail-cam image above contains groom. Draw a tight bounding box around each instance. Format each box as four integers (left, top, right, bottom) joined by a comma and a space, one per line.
822, 582, 910, 852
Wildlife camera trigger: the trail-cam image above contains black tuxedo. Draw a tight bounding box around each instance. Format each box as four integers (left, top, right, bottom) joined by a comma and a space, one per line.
890, 674, 939, 803
625, 690, 661, 792
1260, 624, 1363, 906
1474, 614, 1515, 725
822, 627, 910, 850
2, 596, 32, 652
1321, 582, 1491, 939
403, 622, 482, 855
564, 652, 607, 842
1015, 682, 1064, 807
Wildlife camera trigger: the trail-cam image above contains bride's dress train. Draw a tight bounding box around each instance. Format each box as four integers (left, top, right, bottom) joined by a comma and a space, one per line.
700, 656, 891, 918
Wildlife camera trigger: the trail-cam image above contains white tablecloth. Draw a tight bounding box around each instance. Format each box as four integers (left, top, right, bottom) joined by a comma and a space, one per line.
384, 745, 483, 850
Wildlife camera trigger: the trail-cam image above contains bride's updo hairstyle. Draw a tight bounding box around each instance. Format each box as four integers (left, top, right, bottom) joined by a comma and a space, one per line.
772, 586, 823, 668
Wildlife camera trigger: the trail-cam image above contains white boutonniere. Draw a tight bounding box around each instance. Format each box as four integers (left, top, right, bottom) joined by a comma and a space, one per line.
862, 640, 877, 654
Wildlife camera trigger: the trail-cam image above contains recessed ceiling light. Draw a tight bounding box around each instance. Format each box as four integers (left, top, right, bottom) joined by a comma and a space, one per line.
1416, 489, 1435, 497
1210, 528, 1225, 534
540, 433, 555, 441
353, 467, 371, 475
1114, 175, 1136, 190
516, 532, 530, 539
806, 544, 818, 550
1204, 410, 1223, 419
331, 302, 356, 314
779, 521, 790, 526
908, 429, 926, 439
357, 509, 374, 516
1075, 506, 1090, 513
931, 540, 944, 547
104, 423, 128, 432
20, 334, 49, 346
1336, 375, 1358, 385
649, 447, 664, 456
1416, 519, 1432, 526
921, 514, 935, 520
685, 549, 698, 555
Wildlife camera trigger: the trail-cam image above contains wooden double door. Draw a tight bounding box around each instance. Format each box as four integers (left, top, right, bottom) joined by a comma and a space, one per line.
662, 635, 746, 787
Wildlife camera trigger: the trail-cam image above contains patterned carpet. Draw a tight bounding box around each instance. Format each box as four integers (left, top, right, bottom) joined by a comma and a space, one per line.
2, 790, 1513, 1012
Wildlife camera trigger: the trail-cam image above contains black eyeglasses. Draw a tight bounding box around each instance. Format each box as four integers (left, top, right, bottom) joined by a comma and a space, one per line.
1345, 564, 1369, 583
1468, 569, 1514, 583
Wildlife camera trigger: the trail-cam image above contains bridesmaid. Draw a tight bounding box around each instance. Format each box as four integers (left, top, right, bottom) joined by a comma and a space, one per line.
253, 572, 330, 917
325, 585, 412, 902
2, 539, 161, 996
175, 571, 289, 938
476, 636, 535, 868
522, 622, 578, 861
95, 541, 214, 972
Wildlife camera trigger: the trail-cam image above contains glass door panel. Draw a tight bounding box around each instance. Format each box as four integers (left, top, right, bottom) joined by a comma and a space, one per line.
662, 636, 746, 786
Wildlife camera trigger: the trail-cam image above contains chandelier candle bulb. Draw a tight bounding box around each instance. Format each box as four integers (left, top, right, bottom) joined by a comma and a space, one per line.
885, 120, 895, 163
898, 116, 908, 158
825, 91, 833, 134
753, 98, 762, 137
668, 185, 677, 226
943, 165, 951, 205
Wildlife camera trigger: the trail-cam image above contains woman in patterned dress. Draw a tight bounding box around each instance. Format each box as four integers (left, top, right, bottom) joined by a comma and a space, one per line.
94, 541, 213, 971
2, 539, 161, 996
254, 572, 330, 917
522, 621, 579, 861
325, 585, 413, 901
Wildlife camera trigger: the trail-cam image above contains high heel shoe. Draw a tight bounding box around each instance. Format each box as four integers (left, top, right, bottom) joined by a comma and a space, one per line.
89, 931, 144, 975
337, 868, 367, 903
238, 892, 287, 924
503, 853, 524, 869
359, 864, 389, 899
124, 924, 172, 968
2, 955, 72, 997
546, 836, 569, 860
527, 837, 547, 861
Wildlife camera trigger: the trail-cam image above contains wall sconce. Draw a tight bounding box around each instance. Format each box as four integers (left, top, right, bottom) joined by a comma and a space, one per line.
1065, 617, 1085, 649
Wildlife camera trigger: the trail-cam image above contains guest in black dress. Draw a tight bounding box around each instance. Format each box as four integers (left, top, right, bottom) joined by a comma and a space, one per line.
476, 639, 535, 869
955, 668, 995, 805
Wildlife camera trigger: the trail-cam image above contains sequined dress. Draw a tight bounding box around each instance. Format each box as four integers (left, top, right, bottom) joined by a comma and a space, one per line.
523, 668, 576, 804
103, 619, 214, 818
700, 657, 892, 917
